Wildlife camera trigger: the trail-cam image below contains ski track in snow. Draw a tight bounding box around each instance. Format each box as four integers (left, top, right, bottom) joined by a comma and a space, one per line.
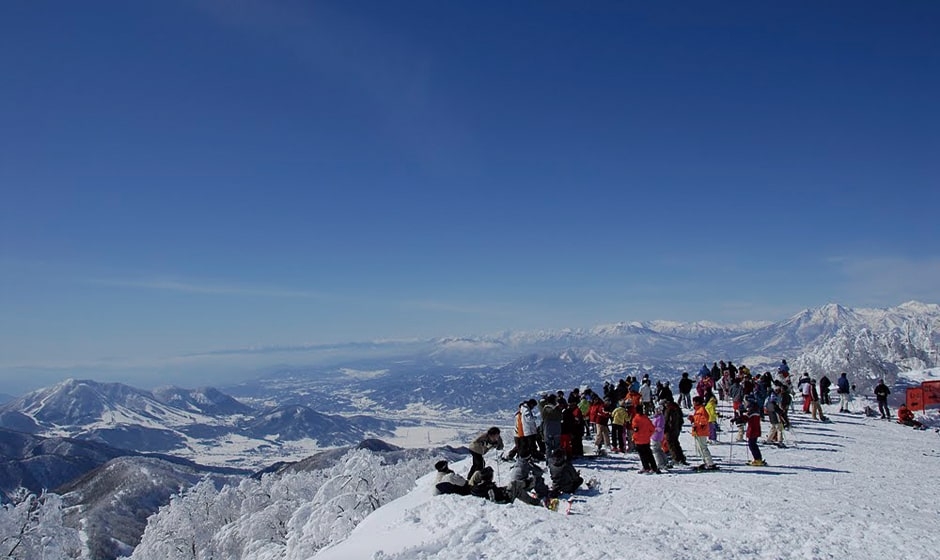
314, 403, 940, 560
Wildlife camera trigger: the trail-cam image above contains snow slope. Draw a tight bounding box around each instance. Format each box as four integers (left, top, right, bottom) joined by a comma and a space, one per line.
314, 400, 940, 560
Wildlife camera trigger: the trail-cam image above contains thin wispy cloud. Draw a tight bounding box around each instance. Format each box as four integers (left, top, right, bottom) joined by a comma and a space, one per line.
85, 275, 514, 318
86, 277, 334, 300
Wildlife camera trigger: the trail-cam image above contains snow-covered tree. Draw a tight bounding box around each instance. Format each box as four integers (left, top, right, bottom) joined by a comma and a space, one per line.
0, 489, 82, 559
127, 448, 429, 560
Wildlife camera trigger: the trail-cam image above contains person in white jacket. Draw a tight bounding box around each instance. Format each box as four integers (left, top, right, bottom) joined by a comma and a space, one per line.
433, 460, 469, 495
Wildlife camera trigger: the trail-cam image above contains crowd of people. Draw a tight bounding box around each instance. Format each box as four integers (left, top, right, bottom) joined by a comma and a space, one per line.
433, 360, 927, 507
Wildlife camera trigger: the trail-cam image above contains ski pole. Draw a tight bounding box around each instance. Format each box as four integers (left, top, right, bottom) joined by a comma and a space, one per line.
728, 418, 734, 465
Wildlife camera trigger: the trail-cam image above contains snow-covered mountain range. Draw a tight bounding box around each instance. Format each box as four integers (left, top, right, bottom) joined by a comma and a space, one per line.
230, 300, 940, 417
4, 301, 937, 457
0, 379, 396, 461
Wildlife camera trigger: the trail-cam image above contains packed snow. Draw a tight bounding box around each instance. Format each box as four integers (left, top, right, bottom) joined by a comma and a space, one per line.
314, 399, 940, 560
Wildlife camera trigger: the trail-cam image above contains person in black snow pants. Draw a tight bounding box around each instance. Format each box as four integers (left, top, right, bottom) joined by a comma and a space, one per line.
467, 427, 504, 481
874, 380, 891, 419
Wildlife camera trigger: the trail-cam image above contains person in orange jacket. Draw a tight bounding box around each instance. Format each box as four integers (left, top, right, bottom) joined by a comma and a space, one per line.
631, 407, 660, 474
689, 396, 717, 470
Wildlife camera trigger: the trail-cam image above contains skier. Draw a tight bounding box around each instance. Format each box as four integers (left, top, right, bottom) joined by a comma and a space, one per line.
689, 396, 717, 470
874, 380, 891, 419
705, 391, 719, 444
764, 386, 786, 446
741, 396, 765, 466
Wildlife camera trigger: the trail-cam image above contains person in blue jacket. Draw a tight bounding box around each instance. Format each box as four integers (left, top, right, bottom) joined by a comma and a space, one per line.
836, 373, 851, 412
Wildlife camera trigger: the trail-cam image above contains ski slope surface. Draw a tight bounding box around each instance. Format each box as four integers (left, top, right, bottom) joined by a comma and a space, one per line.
314, 403, 940, 560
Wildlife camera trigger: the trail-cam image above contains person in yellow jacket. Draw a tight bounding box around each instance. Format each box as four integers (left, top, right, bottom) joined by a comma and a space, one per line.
689, 396, 717, 470
611, 401, 629, 453
705, 391, 719, 443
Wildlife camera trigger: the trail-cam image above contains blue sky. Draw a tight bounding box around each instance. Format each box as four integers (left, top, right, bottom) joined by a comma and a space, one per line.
1, 1, 938, 393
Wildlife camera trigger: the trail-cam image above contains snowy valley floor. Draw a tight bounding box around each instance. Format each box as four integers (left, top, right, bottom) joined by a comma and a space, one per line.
314, 405, 940, 560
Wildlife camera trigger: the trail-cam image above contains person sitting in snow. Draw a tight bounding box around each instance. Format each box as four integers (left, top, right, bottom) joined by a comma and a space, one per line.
548, 449, 584, 498
433, 460, 470, 495
467, 466, 511, 503
507, 449, 550, 504
897, 404, 924, 429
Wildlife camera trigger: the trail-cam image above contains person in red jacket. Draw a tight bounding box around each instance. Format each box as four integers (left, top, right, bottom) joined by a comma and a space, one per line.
689, 396, 717, 470
737, 396, 766, 466
631, 407, 660, 473
897, 404, 924, 428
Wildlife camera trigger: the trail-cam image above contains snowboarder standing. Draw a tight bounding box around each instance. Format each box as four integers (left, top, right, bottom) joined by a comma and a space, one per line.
874, 380, 891, 419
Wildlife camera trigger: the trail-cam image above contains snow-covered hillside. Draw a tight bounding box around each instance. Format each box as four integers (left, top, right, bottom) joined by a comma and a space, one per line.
313, 404, 940, 560
116, 394, 940, 560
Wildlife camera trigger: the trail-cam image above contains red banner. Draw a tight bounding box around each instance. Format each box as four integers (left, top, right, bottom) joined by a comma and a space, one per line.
906, 387, 924, 411
922, 380, 940, 408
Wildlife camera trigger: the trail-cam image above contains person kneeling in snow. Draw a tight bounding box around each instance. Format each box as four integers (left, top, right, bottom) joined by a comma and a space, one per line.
467, 466, 545, 506
897, 404, 924, 429
433, 460, 470, 496
505, 450, 551, 506
548, 449, 584, 498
